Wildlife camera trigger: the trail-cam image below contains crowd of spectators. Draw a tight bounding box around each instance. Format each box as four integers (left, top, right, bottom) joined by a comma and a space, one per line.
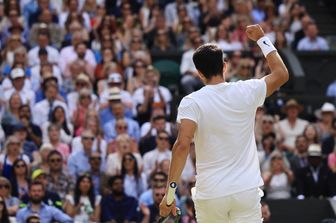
0, 0, 335, 222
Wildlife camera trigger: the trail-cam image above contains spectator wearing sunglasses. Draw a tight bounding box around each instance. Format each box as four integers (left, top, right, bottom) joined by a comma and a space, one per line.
88, 151, 109, 196
0, 195, 10, 223
46, 150, 75, 201
0, 177, 20, 217
68, 130, 103, 179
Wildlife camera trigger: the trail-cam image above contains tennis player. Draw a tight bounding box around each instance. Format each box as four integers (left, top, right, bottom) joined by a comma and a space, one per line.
159, 24, 289, 222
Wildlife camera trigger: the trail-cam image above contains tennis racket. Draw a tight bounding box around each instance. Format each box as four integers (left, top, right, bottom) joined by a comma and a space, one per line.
157, 182, 181, 223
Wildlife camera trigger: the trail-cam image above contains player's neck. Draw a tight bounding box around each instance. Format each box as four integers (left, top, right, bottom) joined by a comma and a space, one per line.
206, 75, 225, 85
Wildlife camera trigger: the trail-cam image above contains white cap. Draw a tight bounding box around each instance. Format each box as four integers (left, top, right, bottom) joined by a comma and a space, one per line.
315, 102, 335, 119
307, 144, 322, 157
107, 87, 121, 100
10, 68, 25, 79
321, 102, 335, 113
107, 73, 122, 83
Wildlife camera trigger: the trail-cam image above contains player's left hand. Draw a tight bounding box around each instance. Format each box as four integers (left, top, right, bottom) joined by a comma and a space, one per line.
159, 194, 177, 217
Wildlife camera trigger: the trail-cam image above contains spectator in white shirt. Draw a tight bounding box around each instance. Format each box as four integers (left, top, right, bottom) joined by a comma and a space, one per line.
143, 130, 171, 179
32, 82, 69, 127
180, 36, 204, 94
27, 32, 60, 66
4, 68, 35, 110
297, 23, 329, 51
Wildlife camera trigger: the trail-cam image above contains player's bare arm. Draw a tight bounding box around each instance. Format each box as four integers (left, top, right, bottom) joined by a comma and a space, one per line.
159, 119, 196, 217
246, 24, 289, 97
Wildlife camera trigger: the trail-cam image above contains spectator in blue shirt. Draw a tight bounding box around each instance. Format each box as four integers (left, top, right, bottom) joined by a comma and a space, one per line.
100, 175, 138, 223
68, 129, 96, 179
16, 181, 73, 223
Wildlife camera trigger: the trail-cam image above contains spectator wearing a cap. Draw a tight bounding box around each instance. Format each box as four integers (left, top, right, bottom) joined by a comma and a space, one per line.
276, 99, 308, 153
46, 150, 75, 200
102, 99, 140, 144
28, 32, 60, 67
16, 181, 73, 223
133, 66, 172, 125
0, 136, 30, 180
66, 73, 98, 116
99, 72, 133, 117
30, 50, 63, 93
19, 104, 42, 148
295, 144, 336, 199
315, 102, 335, 141
32, 81, 69, 127
3, 68, 35, 110
20, 168, 63, 211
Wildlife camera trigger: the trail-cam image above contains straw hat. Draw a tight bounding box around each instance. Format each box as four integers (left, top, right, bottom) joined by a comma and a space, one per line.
282, 99, 304, 113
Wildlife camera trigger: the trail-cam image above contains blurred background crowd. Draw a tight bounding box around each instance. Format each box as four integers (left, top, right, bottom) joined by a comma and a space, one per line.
0, 0, 336, 222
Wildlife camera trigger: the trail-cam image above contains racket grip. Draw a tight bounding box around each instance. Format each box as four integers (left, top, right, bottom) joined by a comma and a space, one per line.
166, 182, 177, 206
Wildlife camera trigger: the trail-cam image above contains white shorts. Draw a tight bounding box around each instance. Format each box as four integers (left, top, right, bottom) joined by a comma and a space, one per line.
194, 188, 263, 223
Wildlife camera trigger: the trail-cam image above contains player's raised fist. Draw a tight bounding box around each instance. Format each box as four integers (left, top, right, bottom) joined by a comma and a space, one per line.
246, 24, 265, 42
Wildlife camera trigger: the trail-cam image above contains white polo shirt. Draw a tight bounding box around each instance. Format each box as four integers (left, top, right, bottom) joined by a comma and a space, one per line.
177, 79, 267, 200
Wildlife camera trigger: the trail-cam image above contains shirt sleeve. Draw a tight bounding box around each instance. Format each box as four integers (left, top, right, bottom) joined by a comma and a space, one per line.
52, 206, 74, 223
236, 79, 267, 109
176, 97, 199, 124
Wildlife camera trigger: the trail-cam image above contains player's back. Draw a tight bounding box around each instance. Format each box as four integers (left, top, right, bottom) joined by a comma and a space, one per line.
177, 79, 266, 200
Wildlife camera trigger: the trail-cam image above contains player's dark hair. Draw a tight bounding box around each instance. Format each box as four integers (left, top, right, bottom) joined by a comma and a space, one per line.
192, 43, 224, 79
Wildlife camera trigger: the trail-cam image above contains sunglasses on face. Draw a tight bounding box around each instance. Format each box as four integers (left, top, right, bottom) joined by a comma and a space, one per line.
0, 184, 9, 189
90, 157, 101, 161
15, 164, 26, 168
262, 120, 273, 124
49, 158, 62, 163
82, 136, 94, 141
158, 136, 169, 141
124, 157, 134, 162
9, 142, 20, 146
117, 125, 128, 130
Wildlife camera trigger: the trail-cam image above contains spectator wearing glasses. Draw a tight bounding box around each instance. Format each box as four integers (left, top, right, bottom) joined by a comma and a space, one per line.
0, 136, 30, 180
21, 168, 63, 211
0, 177, 20, 217
121, 152, 147, 199
68, 130, 102, 178
88, 151, 108, 196
143, 130, 171, 179
100, 175, 138, 223
139, 172, 167, 206
16, 181, 73, 223
9, 159, 30, 200
107, 118, 138, 154
46, 150, 75, 201
140, 185, 166, 223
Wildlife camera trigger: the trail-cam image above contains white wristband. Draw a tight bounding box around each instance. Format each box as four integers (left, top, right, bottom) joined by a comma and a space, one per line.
257, 36, 277, 57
